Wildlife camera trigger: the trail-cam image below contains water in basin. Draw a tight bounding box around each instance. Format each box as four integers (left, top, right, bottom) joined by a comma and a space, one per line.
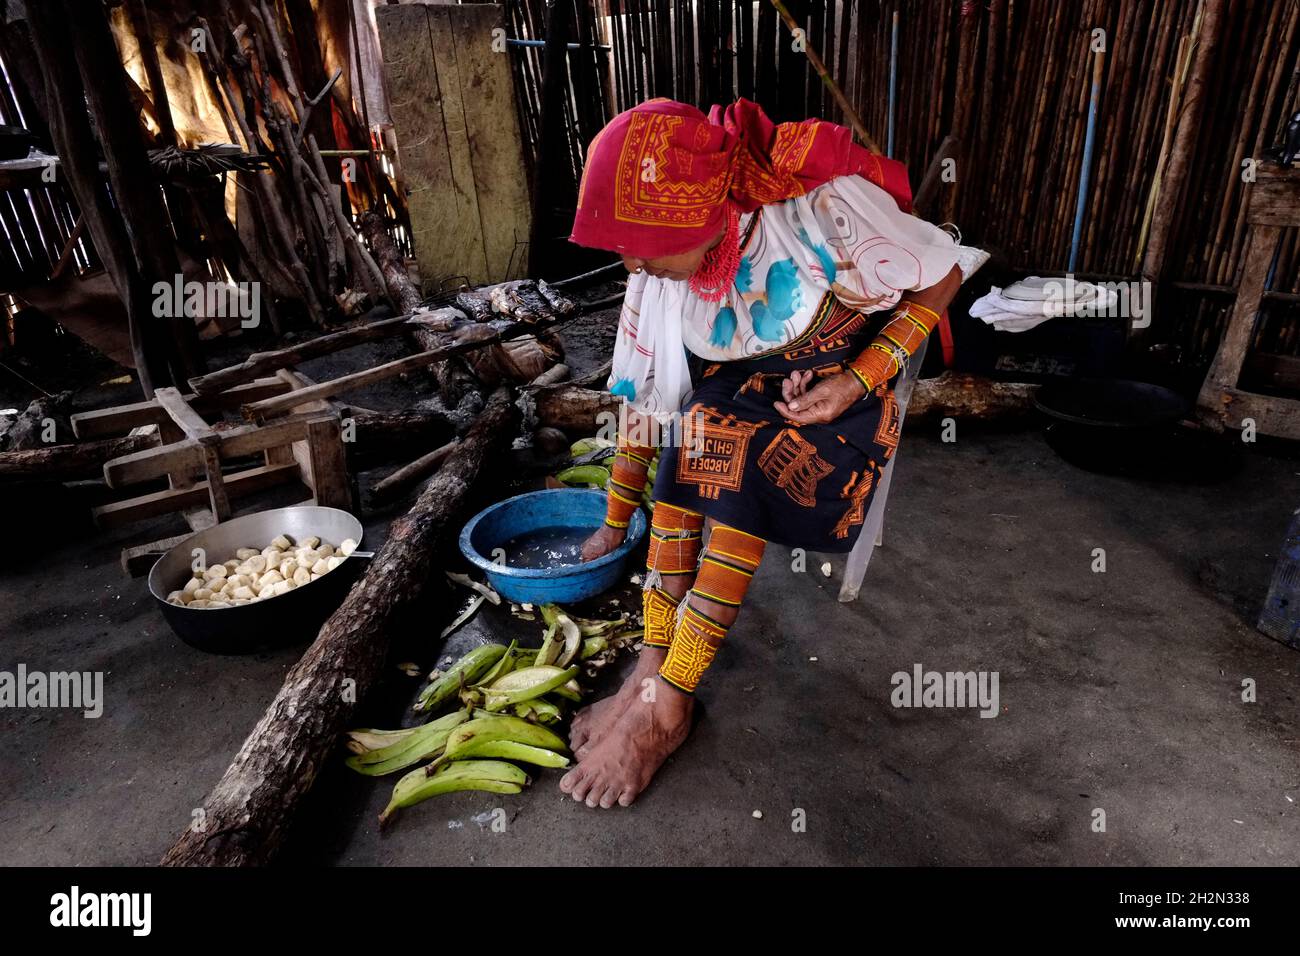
500, 525, 592, 569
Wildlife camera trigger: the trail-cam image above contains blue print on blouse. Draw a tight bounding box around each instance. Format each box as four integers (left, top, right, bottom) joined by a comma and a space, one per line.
799, 227, 837, 283
750, 258, 803, 343
734, 255, 754, 293
709, 307, 738, 348
610, 377, 637, 400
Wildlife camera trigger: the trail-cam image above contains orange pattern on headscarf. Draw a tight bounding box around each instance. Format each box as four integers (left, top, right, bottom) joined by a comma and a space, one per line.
570, 98, 913, 257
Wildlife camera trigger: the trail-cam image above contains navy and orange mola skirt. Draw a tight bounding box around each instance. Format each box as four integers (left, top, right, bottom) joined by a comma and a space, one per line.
653, 295, 905, 552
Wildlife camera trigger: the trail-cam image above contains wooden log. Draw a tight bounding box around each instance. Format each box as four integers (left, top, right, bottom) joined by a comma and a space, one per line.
532, 384, 621, 433
0, 429, 161, 481
187, 315, 422, 396
904, 373, 1038, 421
528, 363, 570, 388
349, 409, 457, 460
160, 388, 518, 867
1, 391, 73, 451
357, 212, 420, 314
369, 439, 460, 502
241, 315, 563, 421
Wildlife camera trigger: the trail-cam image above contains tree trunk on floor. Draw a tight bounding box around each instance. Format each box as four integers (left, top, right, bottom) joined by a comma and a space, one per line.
532, 384, 621, 434
160, 388, 517, 867
0, 431, 161, 480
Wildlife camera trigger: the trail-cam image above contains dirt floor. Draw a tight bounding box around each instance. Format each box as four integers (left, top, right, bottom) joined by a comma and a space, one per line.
2, 309, 1299, 866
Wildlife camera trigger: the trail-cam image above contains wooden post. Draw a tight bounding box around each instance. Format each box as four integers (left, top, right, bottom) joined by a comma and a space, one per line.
1138, 0, 1226, 340
27, 1, 168, 394
71, 0, 203, 382
528, 0, 573, 278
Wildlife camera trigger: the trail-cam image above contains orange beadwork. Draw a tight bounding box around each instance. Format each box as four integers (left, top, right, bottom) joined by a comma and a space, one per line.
604, 437, 657, 530
658, 524, 766, 692
643, 502, 703, 648
847, 301, 942, 395
645, 502, 704, 576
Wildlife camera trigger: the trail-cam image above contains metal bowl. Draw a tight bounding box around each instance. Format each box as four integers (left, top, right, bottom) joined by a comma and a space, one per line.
147, 505, 365, 654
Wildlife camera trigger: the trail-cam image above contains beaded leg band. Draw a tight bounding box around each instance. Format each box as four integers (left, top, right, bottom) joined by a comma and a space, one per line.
642, 503, 703, 649
658, 524, 765, 693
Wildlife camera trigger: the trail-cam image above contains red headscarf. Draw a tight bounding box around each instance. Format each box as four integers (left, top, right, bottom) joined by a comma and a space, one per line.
569, 98, 912, 257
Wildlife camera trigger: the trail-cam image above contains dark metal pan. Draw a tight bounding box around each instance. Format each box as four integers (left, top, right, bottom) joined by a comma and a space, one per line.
146, 505, 367, 654
1033, 377, 1188, 429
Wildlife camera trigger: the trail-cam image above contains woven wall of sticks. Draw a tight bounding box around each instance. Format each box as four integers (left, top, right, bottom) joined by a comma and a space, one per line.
505, 0, 1299, 366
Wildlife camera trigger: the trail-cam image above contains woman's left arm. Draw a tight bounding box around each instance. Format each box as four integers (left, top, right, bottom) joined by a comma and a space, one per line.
774, 264, 963, 424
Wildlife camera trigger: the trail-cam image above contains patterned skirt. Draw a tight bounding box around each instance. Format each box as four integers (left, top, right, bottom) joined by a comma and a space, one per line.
653, 295, 902, 553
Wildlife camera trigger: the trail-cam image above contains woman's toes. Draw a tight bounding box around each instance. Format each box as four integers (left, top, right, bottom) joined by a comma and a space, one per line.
584, 780, 607, 808
569, 723, 590, 750
570, 767, 598, 803
558, 765, 584, 794
598, 784, 620, 809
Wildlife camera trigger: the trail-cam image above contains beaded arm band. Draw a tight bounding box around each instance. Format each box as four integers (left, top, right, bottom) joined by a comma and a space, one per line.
603, 437, 656, 529
847, 301, 943, 396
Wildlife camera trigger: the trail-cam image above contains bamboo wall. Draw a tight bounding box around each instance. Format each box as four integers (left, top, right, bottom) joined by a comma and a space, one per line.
504, 0, 1300, 366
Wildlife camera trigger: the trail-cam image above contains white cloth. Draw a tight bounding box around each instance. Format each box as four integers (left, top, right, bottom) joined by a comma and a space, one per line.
609, 174, 966, 421
969, 275, 1120, 333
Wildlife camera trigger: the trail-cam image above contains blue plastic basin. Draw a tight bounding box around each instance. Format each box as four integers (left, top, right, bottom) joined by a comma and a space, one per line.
459, 489, 646, 604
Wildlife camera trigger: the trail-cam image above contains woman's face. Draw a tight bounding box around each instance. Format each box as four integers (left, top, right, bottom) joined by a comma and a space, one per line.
621, 221, 726, 281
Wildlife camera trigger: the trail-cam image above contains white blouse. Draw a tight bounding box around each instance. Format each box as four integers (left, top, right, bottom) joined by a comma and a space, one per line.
609, 173, 966, 420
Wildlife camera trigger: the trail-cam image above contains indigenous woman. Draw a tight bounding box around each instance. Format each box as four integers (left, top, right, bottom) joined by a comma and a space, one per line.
560, 98, 982, 808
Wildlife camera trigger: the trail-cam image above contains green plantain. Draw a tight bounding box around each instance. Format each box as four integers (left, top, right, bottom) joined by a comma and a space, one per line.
380, 760, 529, 826
483, 664, 580, 711
345, 709, 470, 776
415, 643, 507, 713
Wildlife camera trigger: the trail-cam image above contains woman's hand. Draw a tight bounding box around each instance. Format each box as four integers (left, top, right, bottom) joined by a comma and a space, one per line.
581, 524, 627, 562
773, 370, 865, 425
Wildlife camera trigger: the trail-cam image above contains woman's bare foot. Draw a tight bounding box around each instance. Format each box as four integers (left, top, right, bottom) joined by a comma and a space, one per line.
569, 646, 666, 757
559, 677, 693, 808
